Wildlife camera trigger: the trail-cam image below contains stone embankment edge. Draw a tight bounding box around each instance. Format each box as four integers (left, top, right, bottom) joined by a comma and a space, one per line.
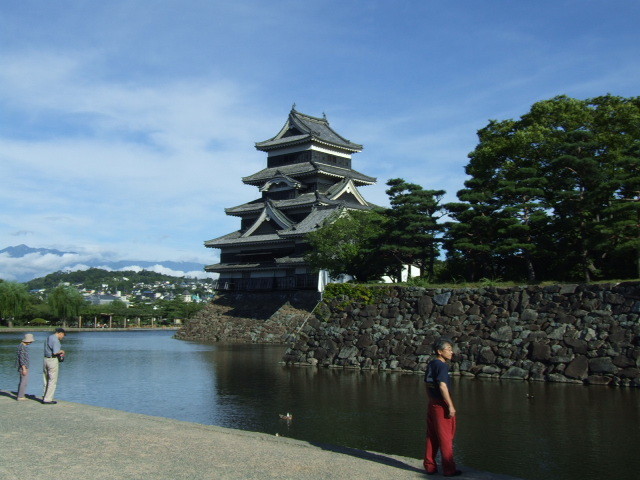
0, 391, 522, 480
284, 282, 640, 388
0, 327, 179, 333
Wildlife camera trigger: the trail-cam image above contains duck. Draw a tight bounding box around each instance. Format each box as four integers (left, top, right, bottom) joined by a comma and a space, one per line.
279, 413, 293, 421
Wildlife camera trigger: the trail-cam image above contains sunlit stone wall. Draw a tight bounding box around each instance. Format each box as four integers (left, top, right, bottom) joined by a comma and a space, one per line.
283, 282, 640, 388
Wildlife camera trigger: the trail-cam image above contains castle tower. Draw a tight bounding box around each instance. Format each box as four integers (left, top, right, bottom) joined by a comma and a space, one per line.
205, 107, 376, 291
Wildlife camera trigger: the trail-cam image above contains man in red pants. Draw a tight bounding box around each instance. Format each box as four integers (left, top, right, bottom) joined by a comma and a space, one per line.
423, 339, 461, 477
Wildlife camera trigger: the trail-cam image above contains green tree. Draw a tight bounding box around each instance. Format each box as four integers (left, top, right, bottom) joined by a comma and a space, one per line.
446, 117, 551, 282
48, 285, 85, 327
0, 281, 31, 327
305, 209, 392, 281
381, 179, 446, 280
444, 191, 504, 282
447, 94, 640, 282
601, 143, 640, 277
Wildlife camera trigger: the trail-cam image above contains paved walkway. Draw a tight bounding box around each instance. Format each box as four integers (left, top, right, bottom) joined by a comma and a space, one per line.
0, 391, 522, 480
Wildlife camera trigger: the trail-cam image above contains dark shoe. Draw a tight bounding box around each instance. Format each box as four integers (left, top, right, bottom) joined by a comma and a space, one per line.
426, 470, 438, 475
42, 401, 58, 404
444, 470, 462, 477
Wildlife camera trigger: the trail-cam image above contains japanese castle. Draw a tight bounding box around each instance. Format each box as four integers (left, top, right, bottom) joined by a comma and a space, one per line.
205, 107, 376, 291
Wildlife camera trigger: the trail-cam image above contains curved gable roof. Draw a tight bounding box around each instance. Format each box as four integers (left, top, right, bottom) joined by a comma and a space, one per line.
242, 161, 376, 186
255, 108, 363, 153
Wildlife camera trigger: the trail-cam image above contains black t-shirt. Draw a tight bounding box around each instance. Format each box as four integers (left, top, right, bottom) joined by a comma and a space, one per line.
424, 358, 451, 401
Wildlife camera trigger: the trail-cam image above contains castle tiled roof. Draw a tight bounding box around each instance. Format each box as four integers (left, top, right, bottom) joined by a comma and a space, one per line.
204, 231, 287, 248
278, 206, 340, 237
242, 162, 376, 186
226, 193, 318, 215
226, 190, 373, 216
206, 252, 307, 273
256, 109, 363, 153
205, 205, 343, 248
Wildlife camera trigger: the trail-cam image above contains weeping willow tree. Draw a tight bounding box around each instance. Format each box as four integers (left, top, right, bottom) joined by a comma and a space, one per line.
47, 285, 85, 327
0, 281, 31, 327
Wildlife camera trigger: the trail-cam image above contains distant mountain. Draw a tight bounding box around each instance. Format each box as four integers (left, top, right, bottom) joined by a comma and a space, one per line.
0, 244, 212, 282
25, 267, 213, 291
0, 244, 77, 257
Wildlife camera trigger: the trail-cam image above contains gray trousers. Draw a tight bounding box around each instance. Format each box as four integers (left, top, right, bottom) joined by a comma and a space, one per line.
17, 369, 29, 398
43, 357, 60, 402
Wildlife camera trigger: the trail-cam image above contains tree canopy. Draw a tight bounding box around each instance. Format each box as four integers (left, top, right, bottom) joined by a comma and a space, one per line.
381, 178, 445, 280
305, 209, 392, 281
305, 94, 640, 285
0, 281, 31, 326
47, 285, 87, 326
445, 94, 640, 282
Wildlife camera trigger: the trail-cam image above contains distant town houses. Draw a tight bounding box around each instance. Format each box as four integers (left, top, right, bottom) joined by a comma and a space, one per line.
30, 278, 215, 306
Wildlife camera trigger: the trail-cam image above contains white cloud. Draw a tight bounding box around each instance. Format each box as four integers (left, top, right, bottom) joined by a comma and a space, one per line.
0, 50, 267, 264
0, 247, 220, 282
0, 252, 94, 282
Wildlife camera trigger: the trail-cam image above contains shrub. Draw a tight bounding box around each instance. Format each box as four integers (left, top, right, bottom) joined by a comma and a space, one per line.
323, 283, 390, 305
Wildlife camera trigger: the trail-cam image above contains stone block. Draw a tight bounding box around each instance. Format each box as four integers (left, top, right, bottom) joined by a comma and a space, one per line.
530, 342, 551, 362
612, 355, 635, 368
546, 373, 572, 383
586, 375, 612, 385
563, 336, 588, 355
521, 308, 539, 322
502, 367, 528, 380
619, 367, 640, 379
604, 292, 626, 305
559, 284, 579, 294
433, 292, 452, 306
356, 333, 374, 348
337, 346, 358, 359
443, 301, 465, 317
565, 356, 588, 379
589, 357, 617, 374
478, 346, 496, 364
467, 304, 481, 316
415, 344, 431, 355
547, 325, 568, 340
364, 345, 378, 358
418, 295, 434, 316
490, 325, 513, 342
481, 365, 501, 374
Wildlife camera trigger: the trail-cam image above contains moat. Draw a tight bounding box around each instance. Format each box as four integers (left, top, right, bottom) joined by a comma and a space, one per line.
1, 330, 638, 480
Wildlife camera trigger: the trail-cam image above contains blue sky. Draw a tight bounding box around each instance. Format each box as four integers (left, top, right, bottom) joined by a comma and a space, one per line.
1, 1, 639, 281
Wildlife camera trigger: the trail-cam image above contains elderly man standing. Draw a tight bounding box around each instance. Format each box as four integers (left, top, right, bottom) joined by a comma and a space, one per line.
423, 338, 461, 477
16, 333, 35, 400
42, 328, 66, 404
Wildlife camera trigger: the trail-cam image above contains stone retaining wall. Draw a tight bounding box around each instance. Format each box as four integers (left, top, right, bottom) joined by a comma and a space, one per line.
283, 282, 640, 387
175, 291, 318, 343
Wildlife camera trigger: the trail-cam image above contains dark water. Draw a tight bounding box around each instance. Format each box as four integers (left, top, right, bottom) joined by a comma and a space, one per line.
1, 330, 638, 480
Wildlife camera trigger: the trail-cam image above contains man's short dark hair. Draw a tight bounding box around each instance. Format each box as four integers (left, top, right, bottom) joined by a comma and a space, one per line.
433, 338, 453, 353
55, 328, 66, 334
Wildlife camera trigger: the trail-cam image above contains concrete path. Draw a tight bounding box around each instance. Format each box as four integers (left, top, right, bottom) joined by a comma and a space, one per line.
0, 391, 523, 480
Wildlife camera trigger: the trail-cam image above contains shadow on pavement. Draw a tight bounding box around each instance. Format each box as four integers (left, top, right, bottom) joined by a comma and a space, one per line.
0, 390, 43, 402
310, 441, 425, 474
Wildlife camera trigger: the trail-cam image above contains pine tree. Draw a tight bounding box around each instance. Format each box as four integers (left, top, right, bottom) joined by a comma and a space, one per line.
381, 179, 445, 280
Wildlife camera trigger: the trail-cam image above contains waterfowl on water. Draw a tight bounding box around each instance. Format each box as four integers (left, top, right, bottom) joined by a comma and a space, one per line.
279, 413, 293, 420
